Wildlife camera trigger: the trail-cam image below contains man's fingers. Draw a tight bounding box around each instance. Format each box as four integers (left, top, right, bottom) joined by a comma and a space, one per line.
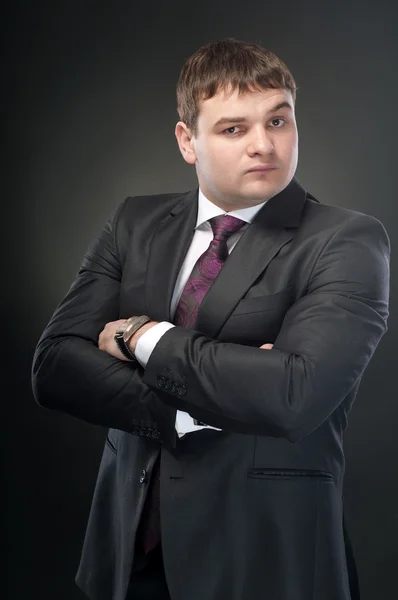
260, 343, 274, 350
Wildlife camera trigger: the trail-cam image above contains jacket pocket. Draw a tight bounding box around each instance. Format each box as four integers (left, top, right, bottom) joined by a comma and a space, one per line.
232, 287, 293, 316
247, 468, 334, 481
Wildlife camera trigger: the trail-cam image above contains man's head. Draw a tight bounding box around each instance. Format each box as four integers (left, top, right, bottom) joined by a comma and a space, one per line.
175, 38, 299, 211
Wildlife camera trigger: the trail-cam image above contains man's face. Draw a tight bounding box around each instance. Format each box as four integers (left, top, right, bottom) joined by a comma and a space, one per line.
176, 87, 298, 211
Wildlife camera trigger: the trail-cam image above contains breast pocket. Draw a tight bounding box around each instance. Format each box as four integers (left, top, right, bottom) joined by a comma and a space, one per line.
219, 287, 294, 344
233, 287, 293, 315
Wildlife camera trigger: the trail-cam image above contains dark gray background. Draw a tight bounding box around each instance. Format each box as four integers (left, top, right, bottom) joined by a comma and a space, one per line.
4, 1, 397, 598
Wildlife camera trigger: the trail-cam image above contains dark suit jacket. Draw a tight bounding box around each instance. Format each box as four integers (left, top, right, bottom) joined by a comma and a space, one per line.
31, 177, 390, 600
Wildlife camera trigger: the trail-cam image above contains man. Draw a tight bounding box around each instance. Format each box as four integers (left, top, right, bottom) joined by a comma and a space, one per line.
31, 38, 390, 600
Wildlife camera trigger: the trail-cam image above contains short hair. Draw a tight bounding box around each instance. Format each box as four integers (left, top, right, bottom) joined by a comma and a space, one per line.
176, 38, 297, 134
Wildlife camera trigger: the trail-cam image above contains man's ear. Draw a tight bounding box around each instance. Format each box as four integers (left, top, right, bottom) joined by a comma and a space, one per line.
175, 121, 197, 164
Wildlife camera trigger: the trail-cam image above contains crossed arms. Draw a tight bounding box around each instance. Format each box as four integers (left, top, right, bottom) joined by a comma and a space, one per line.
31, 201, 390, 444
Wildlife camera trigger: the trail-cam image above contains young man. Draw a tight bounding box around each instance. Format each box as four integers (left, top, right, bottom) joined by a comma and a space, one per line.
32, 38, 390, 600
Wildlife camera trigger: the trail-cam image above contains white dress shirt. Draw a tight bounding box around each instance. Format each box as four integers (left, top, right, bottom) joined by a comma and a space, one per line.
135, 188, 268, 437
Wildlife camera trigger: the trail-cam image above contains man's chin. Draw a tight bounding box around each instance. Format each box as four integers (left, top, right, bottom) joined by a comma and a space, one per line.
242, 178, 290, 202
239, 185, 279, 203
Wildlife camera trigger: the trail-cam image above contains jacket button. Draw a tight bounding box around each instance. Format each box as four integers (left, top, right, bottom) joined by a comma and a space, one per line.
157, 376, 165, 388
177, 384, 187, 396
139, 469, 147, 484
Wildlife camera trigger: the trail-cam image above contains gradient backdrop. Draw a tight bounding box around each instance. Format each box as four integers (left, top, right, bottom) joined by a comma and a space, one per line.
4, 1, 397, 598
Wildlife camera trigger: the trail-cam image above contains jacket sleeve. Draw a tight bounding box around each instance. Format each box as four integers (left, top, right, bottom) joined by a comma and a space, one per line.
142, 213, 390, 442
31, 199, 176, 446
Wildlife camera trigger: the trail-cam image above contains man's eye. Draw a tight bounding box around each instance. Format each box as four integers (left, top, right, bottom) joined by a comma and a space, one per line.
224, 126, 241, 135
270, 118, 286, 128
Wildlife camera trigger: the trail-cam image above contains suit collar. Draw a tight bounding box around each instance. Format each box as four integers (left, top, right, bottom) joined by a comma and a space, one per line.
255, 176, 308, 228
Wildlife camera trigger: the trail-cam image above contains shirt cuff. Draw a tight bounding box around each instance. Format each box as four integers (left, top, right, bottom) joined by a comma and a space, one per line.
134, 321, 175, 367
175, 410, 222, 437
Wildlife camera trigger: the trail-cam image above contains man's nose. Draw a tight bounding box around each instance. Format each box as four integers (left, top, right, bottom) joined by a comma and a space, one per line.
246, 127, 274, 156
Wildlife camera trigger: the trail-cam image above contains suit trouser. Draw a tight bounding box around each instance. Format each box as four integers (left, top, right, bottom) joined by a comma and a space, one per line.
125, 542, 171, 600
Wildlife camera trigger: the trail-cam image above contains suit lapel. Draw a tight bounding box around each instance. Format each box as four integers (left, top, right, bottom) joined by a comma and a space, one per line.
145, 189, 199, 322
194, 177, 308, 338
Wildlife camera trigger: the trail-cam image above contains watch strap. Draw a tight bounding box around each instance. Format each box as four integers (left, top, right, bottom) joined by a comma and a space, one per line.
115, 315, 151, 361
115, 336, 136, 361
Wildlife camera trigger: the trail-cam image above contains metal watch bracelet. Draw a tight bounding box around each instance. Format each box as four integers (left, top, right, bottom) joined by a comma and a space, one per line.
114, 315, 151, 361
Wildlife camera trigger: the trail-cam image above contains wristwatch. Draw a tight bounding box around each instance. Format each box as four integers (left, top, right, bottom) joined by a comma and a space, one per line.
114, 315, 151, 361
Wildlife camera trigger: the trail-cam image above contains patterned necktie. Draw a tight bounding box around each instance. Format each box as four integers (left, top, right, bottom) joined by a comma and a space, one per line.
173, 214, 246, 327
137, 214, 245, 555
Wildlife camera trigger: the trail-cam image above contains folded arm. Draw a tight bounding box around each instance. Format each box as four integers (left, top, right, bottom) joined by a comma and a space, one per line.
143, 213, 390, 442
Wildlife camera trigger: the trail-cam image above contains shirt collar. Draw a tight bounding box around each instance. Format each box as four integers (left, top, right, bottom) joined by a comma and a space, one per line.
196, 188, 268, 228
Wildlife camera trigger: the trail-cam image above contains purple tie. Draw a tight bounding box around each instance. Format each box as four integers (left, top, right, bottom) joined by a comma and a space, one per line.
173, 214, 246, 327
137, 214, 245, 555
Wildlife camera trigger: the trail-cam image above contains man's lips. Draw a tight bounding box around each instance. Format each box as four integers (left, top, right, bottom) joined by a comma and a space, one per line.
246, 165, 277, 173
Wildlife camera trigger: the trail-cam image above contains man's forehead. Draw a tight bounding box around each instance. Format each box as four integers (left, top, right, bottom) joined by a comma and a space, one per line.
198, 87, 293, 119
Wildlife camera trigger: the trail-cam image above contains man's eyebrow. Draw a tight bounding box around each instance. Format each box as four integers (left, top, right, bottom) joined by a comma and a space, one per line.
213, 116, 248, 127
268, 101, 293, 113
213, 102, 293, 128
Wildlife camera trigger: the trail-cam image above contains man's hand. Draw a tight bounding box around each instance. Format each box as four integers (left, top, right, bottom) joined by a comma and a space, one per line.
98, 319, 158, 361
98, 319, 131, 361
260, 343, 274, 350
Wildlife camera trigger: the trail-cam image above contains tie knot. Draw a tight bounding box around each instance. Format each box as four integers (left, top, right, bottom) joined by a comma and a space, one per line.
209, 214, 246, 241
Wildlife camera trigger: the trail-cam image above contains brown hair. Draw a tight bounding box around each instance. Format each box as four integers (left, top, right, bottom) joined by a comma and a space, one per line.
176, 38, 297, 134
